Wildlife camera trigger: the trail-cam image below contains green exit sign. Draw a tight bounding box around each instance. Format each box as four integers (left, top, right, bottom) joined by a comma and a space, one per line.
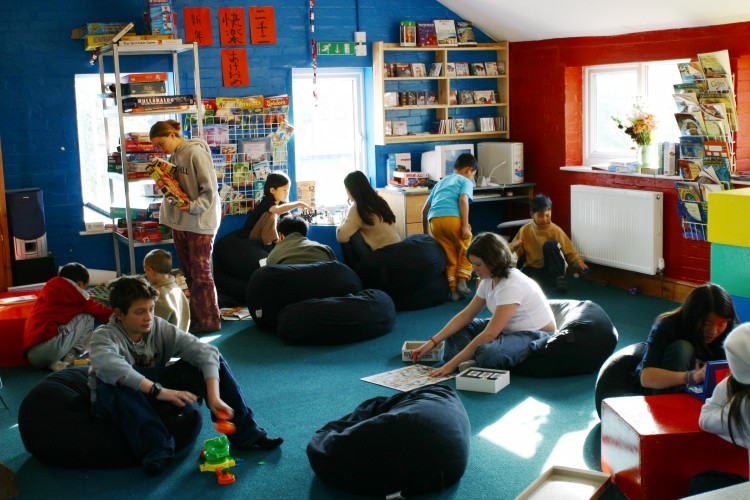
317, 42, 356, 55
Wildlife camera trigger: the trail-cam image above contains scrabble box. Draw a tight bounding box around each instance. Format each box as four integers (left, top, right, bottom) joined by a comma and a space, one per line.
455, 367, 509, 393
401, 341, 445, 362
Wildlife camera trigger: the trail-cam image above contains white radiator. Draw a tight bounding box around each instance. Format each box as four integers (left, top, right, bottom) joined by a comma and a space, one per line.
570, 185, 663, 275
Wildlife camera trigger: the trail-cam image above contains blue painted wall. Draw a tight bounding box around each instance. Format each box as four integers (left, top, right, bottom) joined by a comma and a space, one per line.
0, 0, 491, 273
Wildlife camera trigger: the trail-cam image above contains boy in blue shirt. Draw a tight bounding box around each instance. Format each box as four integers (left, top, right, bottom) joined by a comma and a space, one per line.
422, 153, 477, 301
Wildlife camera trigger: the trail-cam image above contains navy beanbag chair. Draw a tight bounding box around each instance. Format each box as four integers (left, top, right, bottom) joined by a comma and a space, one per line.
277, 288, 396, 344
18, 367, 201, 468
246, 261, 363, 331
307, 385, 470, 496
514, 299, 618, 377
594, 342, 648, 417
213, 230, 268, 306
354, 234, 448, 311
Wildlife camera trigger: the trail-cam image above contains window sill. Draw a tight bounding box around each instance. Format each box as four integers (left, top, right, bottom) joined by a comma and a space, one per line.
560, 166, 681, 180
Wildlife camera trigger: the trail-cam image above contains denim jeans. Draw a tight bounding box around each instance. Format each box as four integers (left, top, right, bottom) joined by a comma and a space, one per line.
521, 240, 567, 285
444, 318, 551, 369
653, 339, 696, 394
26, 313, 94, 368
340, 231, 372, 268
93, 357, 266, 466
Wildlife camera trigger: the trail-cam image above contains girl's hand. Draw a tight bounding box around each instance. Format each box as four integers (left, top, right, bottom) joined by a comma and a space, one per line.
692, 363, 707, 384
298, 202, 313, 213
410, 342, 431, 363
430, 362, 457, 378
177, 201, 191, 213
158, 388, 198, 408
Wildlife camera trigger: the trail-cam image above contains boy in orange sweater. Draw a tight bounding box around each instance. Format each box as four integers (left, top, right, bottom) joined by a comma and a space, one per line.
22, 262, 112, 371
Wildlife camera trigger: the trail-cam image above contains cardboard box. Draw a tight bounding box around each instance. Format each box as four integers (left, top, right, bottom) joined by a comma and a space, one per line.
516, 466, 611, 499
71, 22, 130, 39
122, 72, 169, 83
401, 341, 445, 362
455, 367, 509, 393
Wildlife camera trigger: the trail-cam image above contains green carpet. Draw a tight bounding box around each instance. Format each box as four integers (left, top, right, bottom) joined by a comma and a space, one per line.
0, 278, 675, 499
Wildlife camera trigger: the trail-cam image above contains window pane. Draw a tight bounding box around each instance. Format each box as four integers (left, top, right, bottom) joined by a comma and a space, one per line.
594, 70, 638, 153
646, 63, 683, 143
292, 69, 364, 208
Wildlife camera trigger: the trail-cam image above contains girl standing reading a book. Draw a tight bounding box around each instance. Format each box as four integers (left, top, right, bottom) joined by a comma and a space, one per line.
241, 172, 312, 250
149, 120, 222, 333
336, 171, 401, 267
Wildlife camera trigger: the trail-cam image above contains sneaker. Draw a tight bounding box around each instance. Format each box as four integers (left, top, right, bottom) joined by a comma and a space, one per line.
143, 457, 172, 476
555, 276, 568, 293
450, 291, 463, 302
48, 361, 70, 372
233, 435, 284, 451
458, 360, 478, 373
456, 281, 471, 296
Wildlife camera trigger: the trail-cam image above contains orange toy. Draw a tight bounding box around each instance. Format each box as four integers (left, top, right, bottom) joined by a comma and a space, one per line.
216, 467, 236, 485
214, 410, 236, 435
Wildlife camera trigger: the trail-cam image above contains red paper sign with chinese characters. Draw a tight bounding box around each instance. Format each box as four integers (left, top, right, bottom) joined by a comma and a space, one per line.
222, 48, 249, 87
249, 6, 277, 45
219, 7, 246, 46
183, 8, 213, 46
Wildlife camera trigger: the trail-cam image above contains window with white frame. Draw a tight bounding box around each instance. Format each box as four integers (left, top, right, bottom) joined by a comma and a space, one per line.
583, 60, 687, 166
75, 73, 173, 223
292, 67, 366, 210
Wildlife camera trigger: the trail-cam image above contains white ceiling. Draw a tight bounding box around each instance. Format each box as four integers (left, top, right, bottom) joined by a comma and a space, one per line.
439, 0, 750, 42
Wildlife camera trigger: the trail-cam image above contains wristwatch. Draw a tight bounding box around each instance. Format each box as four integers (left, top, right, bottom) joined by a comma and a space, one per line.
149, 382, 163, 397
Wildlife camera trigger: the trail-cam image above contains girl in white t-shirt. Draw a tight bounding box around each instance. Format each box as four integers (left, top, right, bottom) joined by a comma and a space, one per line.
412, 232, 556, 376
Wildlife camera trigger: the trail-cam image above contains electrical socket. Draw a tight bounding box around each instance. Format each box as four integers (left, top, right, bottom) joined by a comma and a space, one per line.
354, 31, 366, 43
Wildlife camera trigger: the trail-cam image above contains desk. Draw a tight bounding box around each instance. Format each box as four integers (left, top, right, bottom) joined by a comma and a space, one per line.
378, 183, 535, 239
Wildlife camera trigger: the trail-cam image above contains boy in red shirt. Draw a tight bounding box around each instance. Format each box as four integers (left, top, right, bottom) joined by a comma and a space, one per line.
22, 262, 112, 371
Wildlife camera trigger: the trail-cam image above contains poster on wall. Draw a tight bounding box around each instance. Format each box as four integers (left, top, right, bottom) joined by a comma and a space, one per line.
183, 7, 213, 46
219, 7, 246, 46
222, 48, 249, 87
249, 7, 277, 45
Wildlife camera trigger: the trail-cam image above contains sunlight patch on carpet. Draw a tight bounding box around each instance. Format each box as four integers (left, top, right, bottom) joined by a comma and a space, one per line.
542, 411, 600, 471
478, 397, 550, 458
199, 334, 222, 344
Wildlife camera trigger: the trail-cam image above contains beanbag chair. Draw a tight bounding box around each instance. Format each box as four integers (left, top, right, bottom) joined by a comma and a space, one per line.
18, 367, 201, 468
513, 299, 618, 377
246, 261, 363, 332
354, 234, 448, 311
213, 229, 268, 306
277, 289, 396, 345
307, 385, 470, 496
594, 342, 648, 417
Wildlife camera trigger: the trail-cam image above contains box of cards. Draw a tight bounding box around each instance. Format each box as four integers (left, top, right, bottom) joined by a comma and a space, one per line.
455, 367, 509, 393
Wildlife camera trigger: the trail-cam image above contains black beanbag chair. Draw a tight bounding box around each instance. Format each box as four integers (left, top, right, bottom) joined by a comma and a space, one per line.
247, 261, 363, 331
514, 299, 618, 377
277, 288, 396, 345
18, 367, 201, 468
594, 342, 648, 417
213, 229, 268, 306
354, 234, 448, 311
307, 385, 470, 496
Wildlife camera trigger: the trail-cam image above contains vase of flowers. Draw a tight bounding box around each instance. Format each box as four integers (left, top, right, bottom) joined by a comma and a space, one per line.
612, 101, 656, 170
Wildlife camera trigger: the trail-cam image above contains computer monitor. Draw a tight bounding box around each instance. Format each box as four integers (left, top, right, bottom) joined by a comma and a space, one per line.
420, 143, 475, 181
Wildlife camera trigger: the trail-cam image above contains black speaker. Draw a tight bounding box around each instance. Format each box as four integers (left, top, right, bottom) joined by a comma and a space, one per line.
6, 188, 48, 260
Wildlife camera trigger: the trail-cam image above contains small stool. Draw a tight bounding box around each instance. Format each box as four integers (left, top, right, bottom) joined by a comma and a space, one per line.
601, 394, 749, 500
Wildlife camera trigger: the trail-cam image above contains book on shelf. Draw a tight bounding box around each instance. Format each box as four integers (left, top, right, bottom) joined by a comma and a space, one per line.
675, 181, 702, 202
433, 19, 458, 46
445, 62, 457, 77
454, 61, 470, 76
425, 91, 438, 105
384, 92, 400, 107
384, 63, 394, 78
416, 91, 427, 106
458, 90, 474, 105
673, 93, 701, 113
675, 112, 707, 137
703, 139, 730, 158
673, 82, 703, 96
706, 76, 732, 93
392, 121, 408, 136
410, 63, 427, 78
702, 158, 732, 184
497, 61, 506, 75
698, 50, 733, 86
448, 90, 458, 105
429, 62, 442, 77
452, 118, 465, 133
231, 162, 253, 187
473, 90, 496, 104
660, 141, 679, 176
484, 61, 500, 75
252, 162, 272, 181
455, 20, 477, 46
678, 157, 703, 181
699, 92, 738, 131
262, 94, 290, 127
416, 22, 438, 47
677, 61, 705, 84
122, 94, 193, 111
384, 121, 393, 136
677, 200, 707, 224
463, 118, 477, 133
469, 62, 487, 76
679, 136, 705, 158
394, 63, 412, 77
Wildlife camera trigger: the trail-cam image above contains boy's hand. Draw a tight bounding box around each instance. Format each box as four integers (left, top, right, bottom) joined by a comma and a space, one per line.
578, 261, 589, 272
461, 224, 471, 240
158, 388, 198, 408
511, 239, 524, 252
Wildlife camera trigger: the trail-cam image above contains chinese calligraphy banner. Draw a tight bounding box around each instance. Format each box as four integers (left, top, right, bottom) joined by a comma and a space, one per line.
249, 6, 277, 45
219, 7, 246, 46
222, 48, 249, 87
183, 8, 213, 46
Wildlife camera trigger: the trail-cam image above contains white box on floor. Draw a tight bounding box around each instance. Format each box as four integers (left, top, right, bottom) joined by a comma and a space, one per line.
455, 367, 509, 393
401, 341, 445, 362
516, 465, 611, 499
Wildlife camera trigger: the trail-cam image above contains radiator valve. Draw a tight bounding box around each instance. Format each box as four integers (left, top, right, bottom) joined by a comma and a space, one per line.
657, 258, 665, 273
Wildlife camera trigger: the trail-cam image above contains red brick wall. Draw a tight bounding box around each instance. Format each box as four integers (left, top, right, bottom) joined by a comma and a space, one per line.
509, 22, 750, 283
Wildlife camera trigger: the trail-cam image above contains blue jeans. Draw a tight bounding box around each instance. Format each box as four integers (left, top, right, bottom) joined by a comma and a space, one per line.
341, 231, 372, 268
654, 339, 696, 394
93, 357, 266, 466
444, 318, 551, 369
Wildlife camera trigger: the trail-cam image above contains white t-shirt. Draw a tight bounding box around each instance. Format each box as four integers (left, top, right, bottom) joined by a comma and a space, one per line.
476, 268, 554, 333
